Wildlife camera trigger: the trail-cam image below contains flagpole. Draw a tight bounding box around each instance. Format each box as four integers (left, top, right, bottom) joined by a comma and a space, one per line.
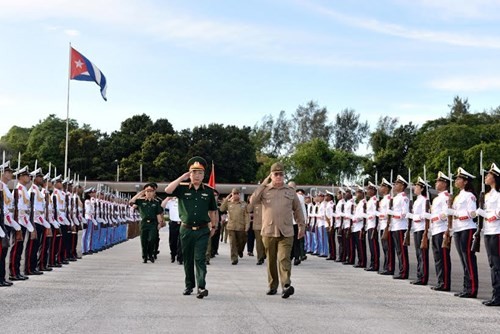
64, 42, 72, 180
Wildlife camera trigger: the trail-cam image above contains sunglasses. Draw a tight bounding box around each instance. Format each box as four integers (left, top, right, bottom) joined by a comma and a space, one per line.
273, 172, 284, 177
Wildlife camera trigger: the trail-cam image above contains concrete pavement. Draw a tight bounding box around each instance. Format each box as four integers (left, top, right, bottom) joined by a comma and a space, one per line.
0, 230, 498, 334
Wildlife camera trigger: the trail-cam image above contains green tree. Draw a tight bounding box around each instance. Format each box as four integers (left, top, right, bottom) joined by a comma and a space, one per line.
332, 108, 369, 152
0, 125, 31, 162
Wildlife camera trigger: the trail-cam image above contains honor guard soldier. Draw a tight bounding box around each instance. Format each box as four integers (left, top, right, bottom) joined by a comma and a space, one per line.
450, 167, 479, 298
82, 187, 97, 255
39, 173, 55, 272
352, 186, 367, 268
478, 163, 500, 306
130, 183, 162, 263
430, 171, 452, 292
325, 191, 336, 261
378, 178, 395, 275
387, 175, 410, 279
365, 182, 380, 271
250, 162, 305, 299
26, 168, 50, 275
316, 192, 328, 257
305, 195, 316, 254
11, 166, 35, 280
220, 188, 249, 265
1, 161, 20, 286
165, 157, 217, 299
342, 187, 355, 265
334, 188, 346, 262
408, 177, 431, 285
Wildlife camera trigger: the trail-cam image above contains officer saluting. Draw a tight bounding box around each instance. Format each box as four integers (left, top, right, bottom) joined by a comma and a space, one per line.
165, 156, 218, 299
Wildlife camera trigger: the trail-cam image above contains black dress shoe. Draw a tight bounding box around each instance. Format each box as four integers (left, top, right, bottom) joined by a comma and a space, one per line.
411, 281, 426, 285
238, 252, 243, 258
61, 260, 70, 265
28, 270, 43, 275
148, 255, 155, 263
68, 257, 77, 262
9, 276, 20, 281
353, 264, 363, 268
379, 271, 394, 276
206, 260, 210, 265
40, 267, 53, 272
454, 291, 466, 297
178, 261, 183, 265
266, 289, 277, 295
334, 259, 343, 262
431, 286, 450, 291
256, 260, 263, 265
143, 259, 147, 263
171, 257, 175, 263
183, 288, 193, 295
459, 293, 476, 298
364, 268, 376, 272
301, 256, 307, 261
196, 288, 209, 299
282, 285, 295, 299
232, 260, 238, 265
0, 280, 13, 286
483, 299, 500, 306
17, 275, 28, 280
293, 259, 301, 266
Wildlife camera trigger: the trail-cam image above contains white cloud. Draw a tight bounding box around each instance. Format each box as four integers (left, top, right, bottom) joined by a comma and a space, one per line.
408, 0, 500, 20
297, 0, 500, 49
64, 29, 80, 37
429, 76, 500, 92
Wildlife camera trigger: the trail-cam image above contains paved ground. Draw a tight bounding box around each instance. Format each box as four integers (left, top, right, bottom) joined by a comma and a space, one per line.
1, 230, 499, 334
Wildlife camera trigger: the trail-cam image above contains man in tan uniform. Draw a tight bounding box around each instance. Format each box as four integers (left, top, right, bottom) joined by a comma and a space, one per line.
220, 188, 250, 265
250, 162, 306, 298
247, 200, 265, 265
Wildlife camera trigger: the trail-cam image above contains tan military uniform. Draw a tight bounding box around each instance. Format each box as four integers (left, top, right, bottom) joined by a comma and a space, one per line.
247, 202, 265, 263
220, 199, 250, 263
250, 183, 305, 290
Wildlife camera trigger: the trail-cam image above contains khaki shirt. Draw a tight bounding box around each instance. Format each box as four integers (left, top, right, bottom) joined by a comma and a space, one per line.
220, 199, 250, 231
250, 183, 305, 237
247, 202, 262, 231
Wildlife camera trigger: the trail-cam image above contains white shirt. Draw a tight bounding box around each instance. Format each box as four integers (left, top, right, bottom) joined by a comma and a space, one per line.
483, 188, 500, 235
452, 189, 477, 233
430, 191, 449, 236
411, 195, 427, 232
325, 200, 335, 228
377, 194, 391, 230
165, 198, 180, 221
352, 199, 366, 232
366, 196, 378, 230
334, 198, 345, 228
316, 200, 326, 227
390, 192, 409, 231
343, 199, 354, 229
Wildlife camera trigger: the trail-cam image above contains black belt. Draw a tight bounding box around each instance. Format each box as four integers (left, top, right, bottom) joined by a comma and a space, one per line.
181, 223, 208, 230
143, 219, 157, 224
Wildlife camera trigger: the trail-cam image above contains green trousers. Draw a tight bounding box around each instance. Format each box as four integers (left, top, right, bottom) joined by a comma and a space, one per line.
228, 230, 247, 262
262, 235, 293, 290
180, 225, 210, 289
140, 223, 158, 259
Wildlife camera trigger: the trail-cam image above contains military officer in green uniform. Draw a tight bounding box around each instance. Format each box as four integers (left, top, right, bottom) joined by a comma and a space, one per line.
129, 183, 163, 264
165, 156, 217, 299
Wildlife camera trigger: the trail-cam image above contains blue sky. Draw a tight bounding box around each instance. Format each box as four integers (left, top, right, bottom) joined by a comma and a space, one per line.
1, 0, 500, 152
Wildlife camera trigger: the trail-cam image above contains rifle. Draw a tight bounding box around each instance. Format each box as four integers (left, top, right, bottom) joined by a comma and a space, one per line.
404, 169, 413, 246
361, 197, 367, 240
13, 188, 23, 242
442, 157, 453, 249
382, 170, 394, 241
420, 166, 430, 249
0, 187, 9, 248
29, 191, 37, 240
53, 193, 61, 237
471, 150, 484, 252
44, 191, 53, 238
372, 171, 379, 240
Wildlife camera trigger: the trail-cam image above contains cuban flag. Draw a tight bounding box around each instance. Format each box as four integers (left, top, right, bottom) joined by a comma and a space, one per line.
70, 47, 107, 101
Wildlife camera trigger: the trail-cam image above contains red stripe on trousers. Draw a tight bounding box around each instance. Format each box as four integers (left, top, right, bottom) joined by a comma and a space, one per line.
442, 247, 449, 289
466, 230, 477, 294
399, 231, 407, 277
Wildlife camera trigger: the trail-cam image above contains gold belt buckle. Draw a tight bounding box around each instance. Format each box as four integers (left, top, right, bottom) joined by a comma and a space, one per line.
192, 226, 199, 230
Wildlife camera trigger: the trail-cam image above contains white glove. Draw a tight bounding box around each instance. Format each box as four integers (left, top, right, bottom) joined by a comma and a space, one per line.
446, 208, 456, 216
423, 212, 432, 220
386, 209, 395, 216
405, 213, 414, 220
440, 213, 447, 221
476, 208, 487, 218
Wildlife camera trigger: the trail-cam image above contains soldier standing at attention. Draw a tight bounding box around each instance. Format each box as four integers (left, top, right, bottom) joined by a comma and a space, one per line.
250, 162, 305, 299
165, 156, 217, 299
129, 183, 163, 264
478, 163, 500, 306
220, 188, 249, 265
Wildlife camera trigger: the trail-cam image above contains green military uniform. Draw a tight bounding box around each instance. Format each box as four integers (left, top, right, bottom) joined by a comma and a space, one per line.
171, 182, 217, 291
135, 198, 162, 261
